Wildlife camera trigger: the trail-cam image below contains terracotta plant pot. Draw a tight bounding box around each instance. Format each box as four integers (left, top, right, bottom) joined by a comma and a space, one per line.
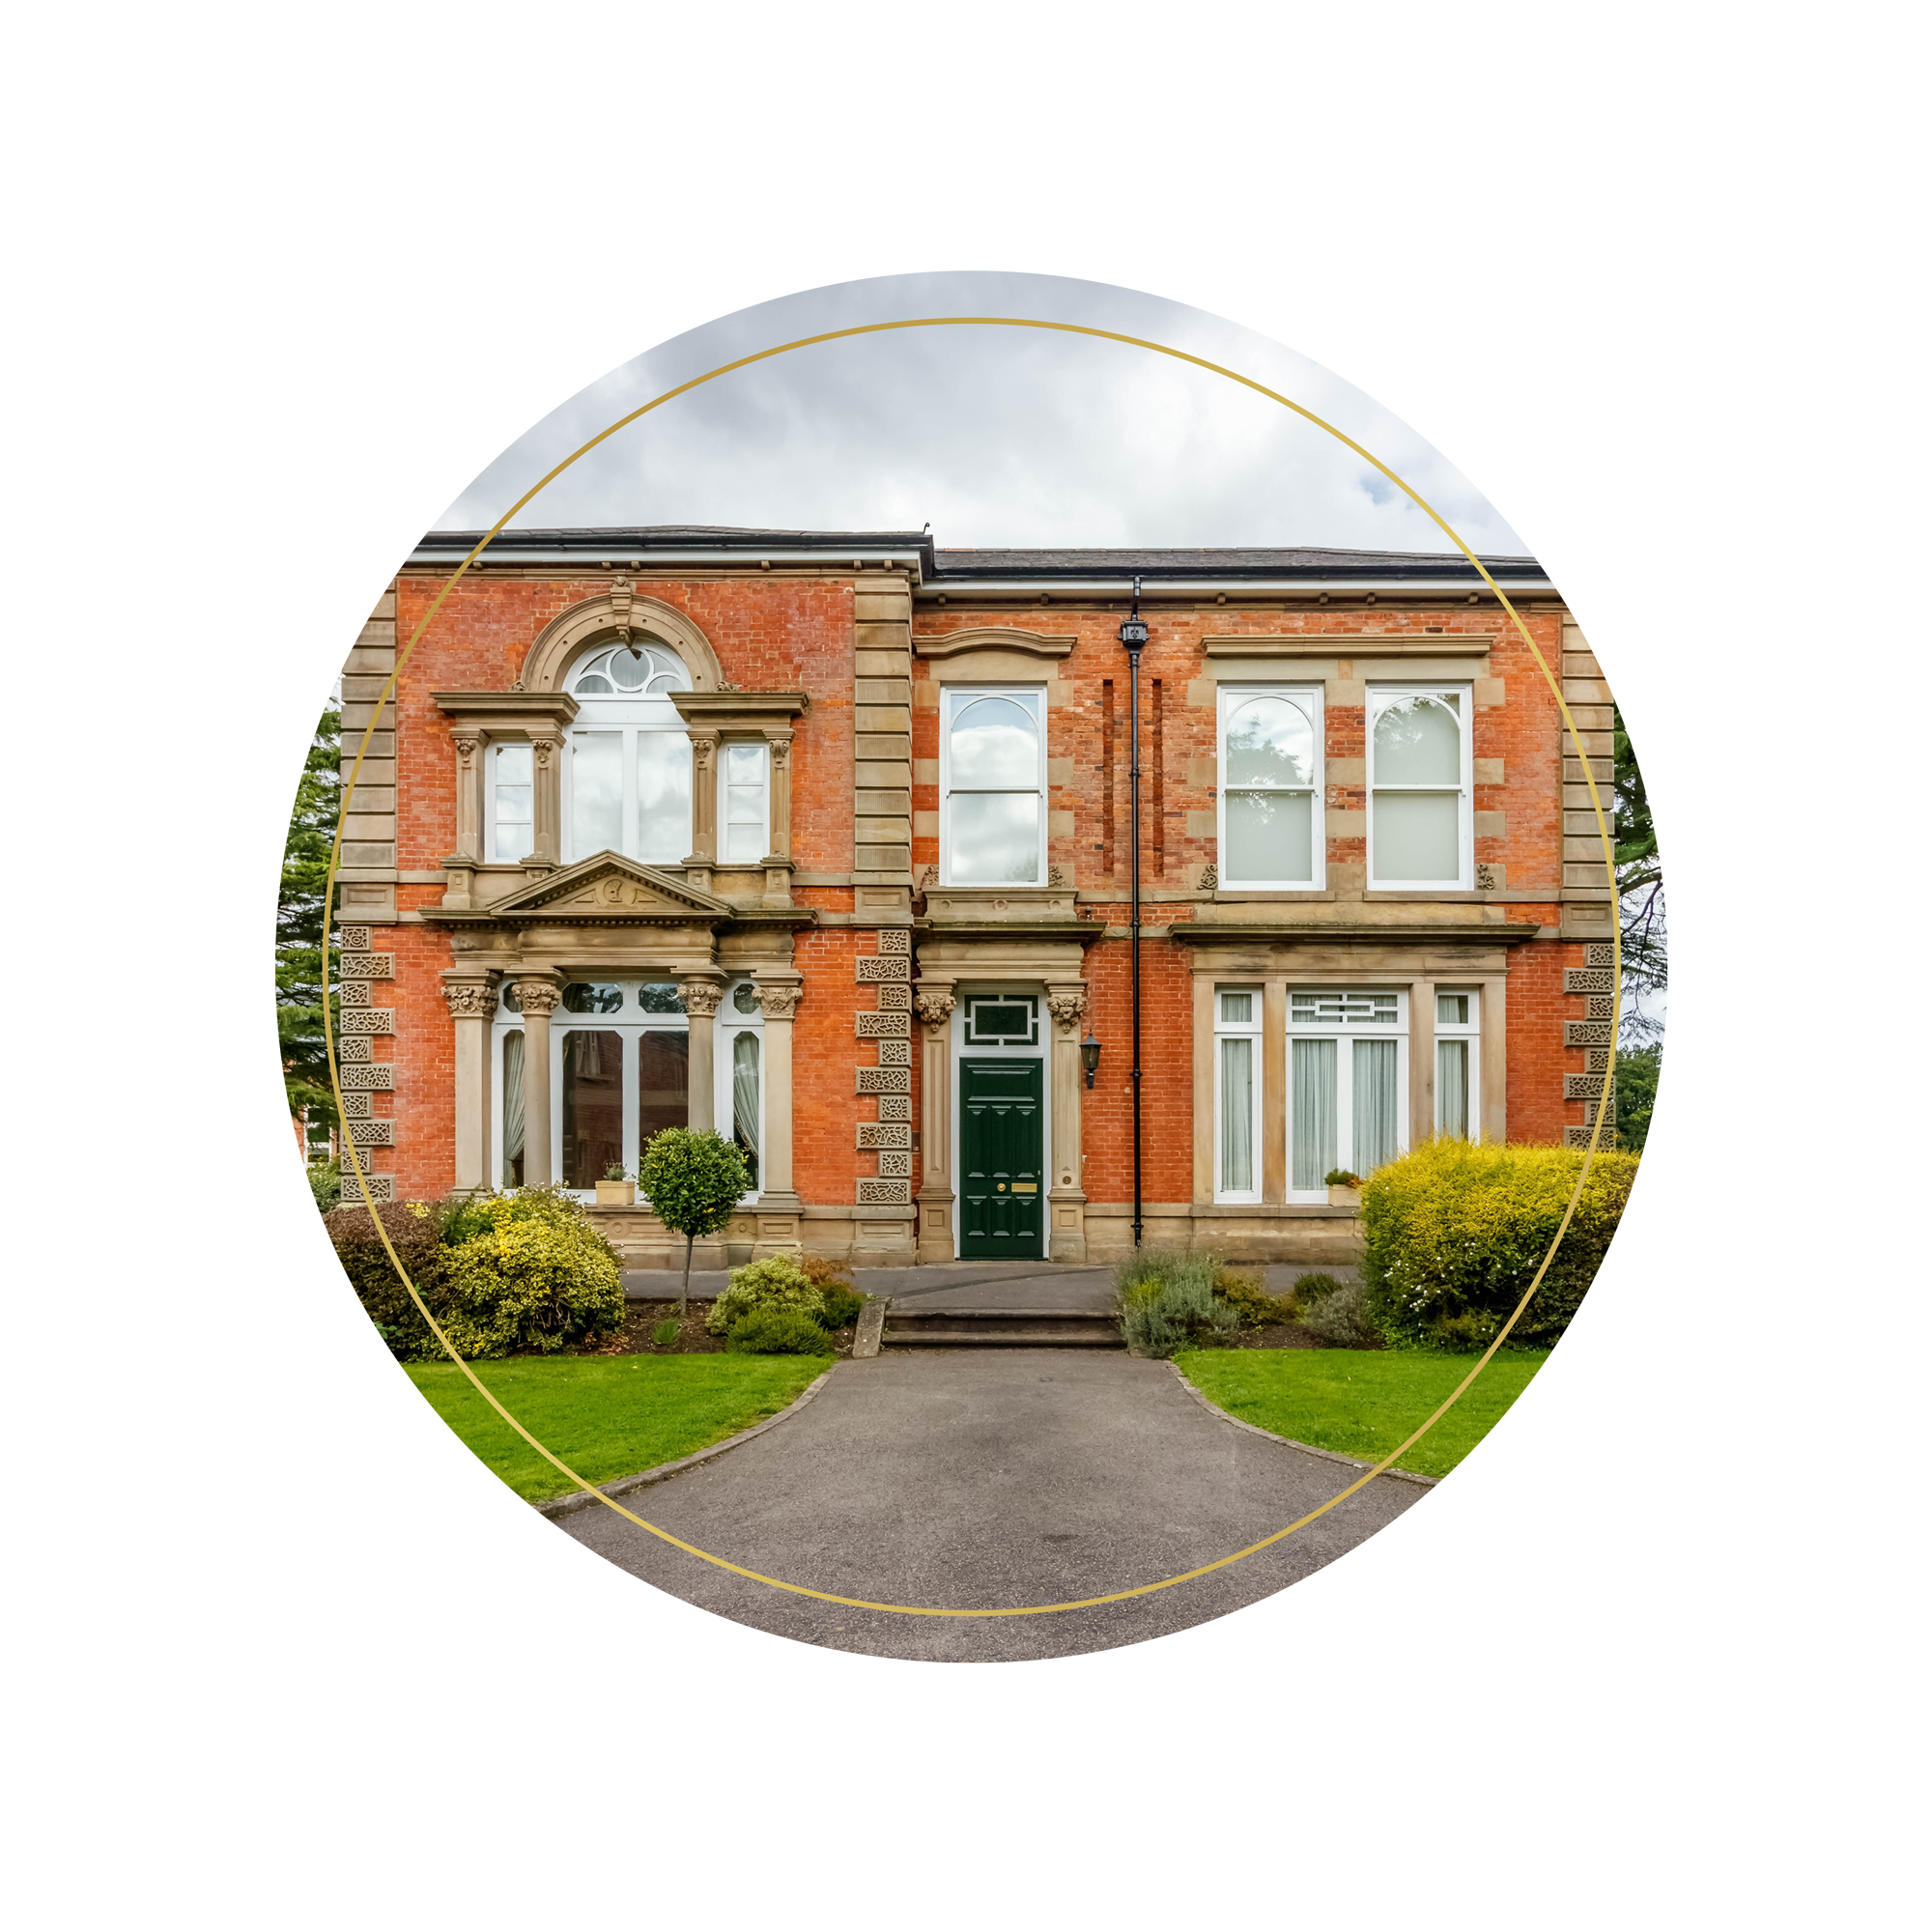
594, 1179, 636, 1207
1327, 1184, 1363, 1208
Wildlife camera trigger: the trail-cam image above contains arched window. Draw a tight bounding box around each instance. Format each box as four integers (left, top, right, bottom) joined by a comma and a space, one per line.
563, 639, 694, 865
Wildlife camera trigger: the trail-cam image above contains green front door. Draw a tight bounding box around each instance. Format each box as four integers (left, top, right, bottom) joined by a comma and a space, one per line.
959, 1057, 1044, 1259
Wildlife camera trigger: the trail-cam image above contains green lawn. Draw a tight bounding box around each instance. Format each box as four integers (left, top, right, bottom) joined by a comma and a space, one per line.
404, 1353, 830, 1502
1175, 1349, 1550, 1479
280, 1345, 444, 1492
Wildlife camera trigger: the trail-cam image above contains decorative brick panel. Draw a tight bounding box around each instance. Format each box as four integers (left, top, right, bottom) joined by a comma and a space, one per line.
339, 1009, 396, 1035
348, 1118, 395, 1146
857, 1066, 911, 1094
856, 955, 911, 981
1584, 993, 1616, 1020
1563, 968, 1614, 994
1565, 1021, 1613, 1047
877, 1038, 912, 1066
857, 1123, 912, 1149
858, 1179, 912, 1204
340, 926, 372, 952
876, 927, 910, 954
340, 1092, 372, 1119
340, 952, 395, 980
1564, 1072, 1616, 1100
877, 983, 911, 1010
876, 1151, 912, 1179
343, 1172, 395, 1204
336, 1035, 372, 1064
1583, 942, 1614, 969
339, 980, 372, 1008
855, 1012, 910, 1037
875, 1094, 913, 1122
339, 1063, 394, 1091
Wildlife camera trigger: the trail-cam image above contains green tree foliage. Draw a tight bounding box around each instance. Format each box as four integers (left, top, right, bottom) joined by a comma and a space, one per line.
1614, 1041, 1662, 1153
1613, 703, 1665, 1045
1213, 265, 1669, 730
278, 705, 342, 1141
274, 269, 719, 699
637, 1128, 750, 1313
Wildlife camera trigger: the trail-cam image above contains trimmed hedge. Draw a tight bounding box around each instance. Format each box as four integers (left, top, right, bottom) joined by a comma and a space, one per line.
326, 1186, 624, 1361
726, 1309, 834, 1355
1361, 1139, 1639, 1350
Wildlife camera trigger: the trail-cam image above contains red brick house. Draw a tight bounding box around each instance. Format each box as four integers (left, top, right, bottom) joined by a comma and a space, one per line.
330, 526, 1616, 1268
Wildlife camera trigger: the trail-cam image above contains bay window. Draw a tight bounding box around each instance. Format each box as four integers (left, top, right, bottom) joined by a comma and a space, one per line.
1214, 987, 1264, 1203
492, 977, 763, 1201
1217, 687, 1322, 887
1368, 686, 1472, 889
1434, 988, 1480, 1139
1288, 989, 1407, 1199
941, 688, 1045, 885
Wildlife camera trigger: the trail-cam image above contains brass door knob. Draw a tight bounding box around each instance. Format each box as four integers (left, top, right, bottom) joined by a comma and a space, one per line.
997, 1181, 1007, 1191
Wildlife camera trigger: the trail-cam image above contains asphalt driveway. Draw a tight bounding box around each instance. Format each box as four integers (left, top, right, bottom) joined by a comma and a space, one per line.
557, 1336, 1424, 1663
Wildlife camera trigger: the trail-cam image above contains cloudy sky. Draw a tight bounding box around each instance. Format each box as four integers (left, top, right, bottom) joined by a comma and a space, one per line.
437, 271, 1531, 557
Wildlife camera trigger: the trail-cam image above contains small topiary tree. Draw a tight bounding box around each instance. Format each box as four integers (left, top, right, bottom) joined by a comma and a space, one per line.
637, 1128, 750, 1314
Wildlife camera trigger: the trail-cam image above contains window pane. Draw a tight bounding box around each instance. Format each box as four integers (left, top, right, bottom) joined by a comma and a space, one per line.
637, 731, 692, 863
493, 745, 531, 861
950, 696, 1038, 787
1436, 1037, 1469, 1138
724, 742, 764, 784
561, 1030, 624, 1188
1374, 694, 1461, 783
572, 732, 622, 856
949, 792, 1040, 882
1372, 791, 1459, 881
638, 1031, 691, 1153
562, 982, 623, 1014
1226, 789, 1313, 882
732, 981, 760, 1014
1352, 1037, 1400, 1175
1219, 1037, 1254, 1193
1219, 991, 1253, 1025
732, 1031, 760, 1191
724, 772, 765, 863
500, 1030, 526, 1188
1292, 1038, 1337, 1191
1225, 696, 1314, 786
639, 982, 684, 1013
1436, 992, 1470, 1026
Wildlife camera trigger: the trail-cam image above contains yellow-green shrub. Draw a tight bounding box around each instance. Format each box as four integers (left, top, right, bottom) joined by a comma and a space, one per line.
706, 1255, 825, 1336
1361, 1139, 1639, 1350
438, 1188, 624, 1358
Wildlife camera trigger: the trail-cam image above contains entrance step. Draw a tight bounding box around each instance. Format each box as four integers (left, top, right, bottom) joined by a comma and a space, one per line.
881, 1305, 1123, 1350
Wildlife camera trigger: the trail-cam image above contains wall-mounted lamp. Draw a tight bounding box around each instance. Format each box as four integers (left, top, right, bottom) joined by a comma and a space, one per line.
1081, 1032, 1102, 1088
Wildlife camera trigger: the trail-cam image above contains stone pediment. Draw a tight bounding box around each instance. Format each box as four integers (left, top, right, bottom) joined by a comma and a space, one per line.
485, 853, 731, 922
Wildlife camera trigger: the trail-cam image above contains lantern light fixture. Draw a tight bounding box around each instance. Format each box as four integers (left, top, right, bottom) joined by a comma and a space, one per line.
1080, 1032, 1102, 1088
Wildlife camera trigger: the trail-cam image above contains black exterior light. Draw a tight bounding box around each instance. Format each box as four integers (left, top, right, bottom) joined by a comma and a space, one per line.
1081, 1032, 1102, 1088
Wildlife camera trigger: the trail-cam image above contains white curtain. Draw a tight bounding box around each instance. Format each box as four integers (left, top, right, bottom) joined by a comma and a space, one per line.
732, 1032, 760, 1175
500, 1031, 525, 1187
1219, 1037, 1253, 1193
1292, 1037, 1337, 1190
1352, 1037, 1400, 1175
1436, 1037, 1469, 1138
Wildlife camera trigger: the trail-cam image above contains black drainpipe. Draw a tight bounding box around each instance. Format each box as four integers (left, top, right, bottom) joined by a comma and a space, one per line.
1119, 577, 1150, 1247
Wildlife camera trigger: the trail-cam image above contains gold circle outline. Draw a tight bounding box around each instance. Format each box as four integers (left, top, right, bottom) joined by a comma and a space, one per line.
322, 315, 1621, 1618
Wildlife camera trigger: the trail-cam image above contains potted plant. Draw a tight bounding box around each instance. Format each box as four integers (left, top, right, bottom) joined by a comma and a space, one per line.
1325, 1168, 1364, 1208
594, 1161, 636, 1208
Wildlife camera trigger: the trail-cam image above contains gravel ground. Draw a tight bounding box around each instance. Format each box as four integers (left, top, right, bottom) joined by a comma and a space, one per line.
272, 1507, 1662, 1662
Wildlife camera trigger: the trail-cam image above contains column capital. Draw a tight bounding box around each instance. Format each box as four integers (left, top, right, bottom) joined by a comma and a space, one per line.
440, 970, 501, 1020
755, 979, 803, 1020
678, 977, 724, 1019
513, 974, 562, 1017
1045, 984, 1089, 1036
915, 988, 955, 1033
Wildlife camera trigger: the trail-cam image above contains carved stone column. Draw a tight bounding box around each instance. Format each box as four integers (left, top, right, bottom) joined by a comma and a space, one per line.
684, 730, 719, 891
528, 731, 563, 868
915, 984, 956, 1263
763, 731, 795, 908
679, 978, 724, 1132
1045, 982, 1090, 1263
514, 976, 561, 1185
441, 971, 500, 1193
754, 978, 803, 1208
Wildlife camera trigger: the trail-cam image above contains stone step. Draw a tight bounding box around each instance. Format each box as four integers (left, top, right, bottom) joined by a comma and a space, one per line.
882, 1306, 1123, 1350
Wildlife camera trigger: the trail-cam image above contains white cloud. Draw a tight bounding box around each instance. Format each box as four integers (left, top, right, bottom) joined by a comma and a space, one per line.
435, 271, 1531, 557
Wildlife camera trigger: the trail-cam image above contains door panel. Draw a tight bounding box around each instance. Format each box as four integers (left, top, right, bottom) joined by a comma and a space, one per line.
959, 1058, 1043, 1259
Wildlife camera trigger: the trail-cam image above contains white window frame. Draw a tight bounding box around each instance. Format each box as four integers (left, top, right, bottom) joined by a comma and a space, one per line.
1432, 986, 1481, 1140
1285, 988, 1410, 1202
939, 686, 1047, 888
1213, 986, 1264, 1205
716, 738, 771, 867
484, 740, 533, 864
560, 640, 694, 867
1366, 683, 1474, 891
489, 977, 763, 1204
1215, 684, 1325, 890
